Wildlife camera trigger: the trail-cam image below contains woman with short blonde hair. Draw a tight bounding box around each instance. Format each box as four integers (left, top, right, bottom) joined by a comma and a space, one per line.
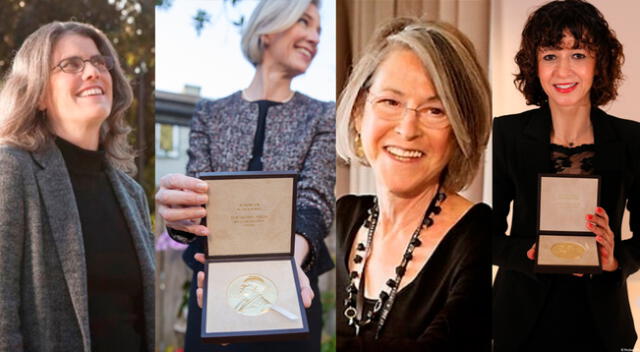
156, 0, 334, 351
241, 0, 320, 66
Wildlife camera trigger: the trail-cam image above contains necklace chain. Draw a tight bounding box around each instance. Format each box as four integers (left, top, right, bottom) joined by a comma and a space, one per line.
343, 188, 446, 338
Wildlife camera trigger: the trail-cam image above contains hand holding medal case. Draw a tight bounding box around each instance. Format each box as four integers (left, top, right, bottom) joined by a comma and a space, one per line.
535, 174, 602, 274
198, 171, 309, 343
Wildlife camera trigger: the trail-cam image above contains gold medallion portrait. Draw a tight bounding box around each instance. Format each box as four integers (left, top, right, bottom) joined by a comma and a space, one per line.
550, 242, 586, 260
227, 274, 278, 316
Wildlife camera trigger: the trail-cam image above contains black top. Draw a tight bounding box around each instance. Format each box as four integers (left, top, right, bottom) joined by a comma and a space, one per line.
248, 100, 282, 170
551, 143, 595, 174
492, 106, 640, 352
182, 100, 280, 274
523, 143, 601, 351
336, 195, 491, 351
56, 138, 145, 352
171, 93, 334, 278
180, 98, 325, 352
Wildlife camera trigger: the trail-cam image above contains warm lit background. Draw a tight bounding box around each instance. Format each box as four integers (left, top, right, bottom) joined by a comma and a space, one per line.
336, 0, 490, 202
337, 0, 640, 347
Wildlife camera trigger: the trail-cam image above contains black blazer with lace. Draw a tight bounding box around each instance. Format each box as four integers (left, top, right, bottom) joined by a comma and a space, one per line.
492, 105, 640, 351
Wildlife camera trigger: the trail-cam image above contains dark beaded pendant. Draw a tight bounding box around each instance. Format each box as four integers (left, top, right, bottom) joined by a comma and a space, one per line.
379, 291, 389, 301
373, 300, 383, 313
367, 310, 374, 318
344, 186, 446, 339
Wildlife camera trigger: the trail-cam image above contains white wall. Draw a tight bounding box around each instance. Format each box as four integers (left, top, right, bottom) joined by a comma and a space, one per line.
490, 0, 640, 344
490, 0, 640, 120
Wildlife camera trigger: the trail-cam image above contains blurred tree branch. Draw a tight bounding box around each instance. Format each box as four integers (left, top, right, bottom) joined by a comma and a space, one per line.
0, 0, 156, 212
155, 0, 245, 36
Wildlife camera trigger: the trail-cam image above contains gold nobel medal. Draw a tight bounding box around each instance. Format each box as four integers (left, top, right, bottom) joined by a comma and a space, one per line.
227, 274, 278, 316
551, 242, 586, 260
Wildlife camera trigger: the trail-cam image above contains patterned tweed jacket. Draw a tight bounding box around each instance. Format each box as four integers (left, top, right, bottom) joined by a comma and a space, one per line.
0, 143, 155, 352
182, 90, 335, 276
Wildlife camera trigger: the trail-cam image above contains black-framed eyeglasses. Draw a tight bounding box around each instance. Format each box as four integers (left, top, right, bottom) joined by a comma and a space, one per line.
52, 55, 114, 74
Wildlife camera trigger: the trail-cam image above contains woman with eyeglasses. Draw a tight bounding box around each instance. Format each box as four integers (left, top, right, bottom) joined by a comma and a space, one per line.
0, 22, 154, 351
335, 18, 492, 351
155, 0, 334, 351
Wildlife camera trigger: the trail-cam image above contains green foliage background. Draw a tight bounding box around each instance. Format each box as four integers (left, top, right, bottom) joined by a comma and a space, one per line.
0, 0, 156, 209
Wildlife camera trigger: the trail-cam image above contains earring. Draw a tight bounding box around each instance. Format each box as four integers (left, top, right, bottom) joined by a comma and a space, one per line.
354, 133, 365, 158
260, 35, 269, 48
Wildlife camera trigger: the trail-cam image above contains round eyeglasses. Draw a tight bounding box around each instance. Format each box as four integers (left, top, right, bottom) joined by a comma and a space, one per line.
366, 92, 450, 129
52, 55, 114, 74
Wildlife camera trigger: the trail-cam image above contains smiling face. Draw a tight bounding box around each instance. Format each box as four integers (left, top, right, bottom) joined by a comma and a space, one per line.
42, 33, 113, 134
356, 48, 453, 198
261, 4, 320, 77
537, 31, 596, 109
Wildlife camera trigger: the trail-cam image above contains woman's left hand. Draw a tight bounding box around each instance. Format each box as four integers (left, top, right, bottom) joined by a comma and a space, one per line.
294, 234, 314, 308
586, 207, 619, 272
193, 234, 314, 309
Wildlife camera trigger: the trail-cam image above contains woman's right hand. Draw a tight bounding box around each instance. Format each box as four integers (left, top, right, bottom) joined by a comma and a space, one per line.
526, 243, 536, 261
195, 253, 206, 308
156, 173, 209, 236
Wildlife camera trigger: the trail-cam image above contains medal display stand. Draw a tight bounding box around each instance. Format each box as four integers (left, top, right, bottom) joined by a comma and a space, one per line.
198, 171, 309, 343
535, 174, 602, 274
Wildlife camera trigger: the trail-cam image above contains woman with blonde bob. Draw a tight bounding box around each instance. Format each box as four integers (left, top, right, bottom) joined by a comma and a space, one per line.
336, 18, 492, 351
0, 22, 154, 351
156, 0, 334, 351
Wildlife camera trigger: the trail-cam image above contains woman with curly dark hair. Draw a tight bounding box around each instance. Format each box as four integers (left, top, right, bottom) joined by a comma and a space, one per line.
492, 1, 640, 351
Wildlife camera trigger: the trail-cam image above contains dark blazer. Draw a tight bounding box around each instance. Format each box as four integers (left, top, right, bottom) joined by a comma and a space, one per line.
0, 143, 155, 352
492, 106, 640, 352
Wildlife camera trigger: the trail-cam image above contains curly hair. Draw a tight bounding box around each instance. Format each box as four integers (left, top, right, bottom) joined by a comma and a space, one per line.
514, 0, 624, 107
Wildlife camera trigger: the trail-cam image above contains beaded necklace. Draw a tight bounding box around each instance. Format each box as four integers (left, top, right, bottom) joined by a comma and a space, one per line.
343, 187, 446, 338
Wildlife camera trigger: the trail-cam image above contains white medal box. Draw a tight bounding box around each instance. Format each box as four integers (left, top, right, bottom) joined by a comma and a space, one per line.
535, 174, 601, 274
198, 171, 309, 343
